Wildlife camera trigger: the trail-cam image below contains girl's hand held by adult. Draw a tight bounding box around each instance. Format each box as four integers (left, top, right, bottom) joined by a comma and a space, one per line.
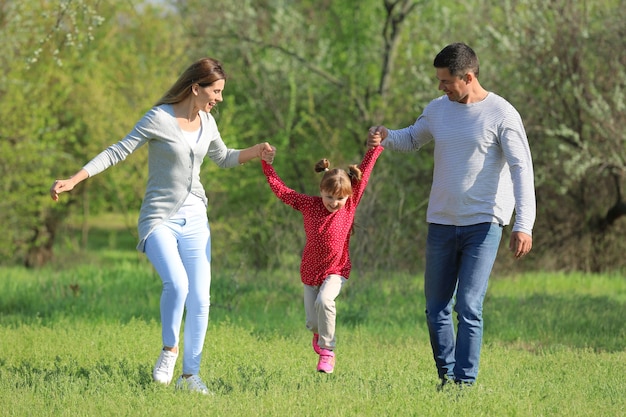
367, 126, 388, 148
261, 145, 276, 165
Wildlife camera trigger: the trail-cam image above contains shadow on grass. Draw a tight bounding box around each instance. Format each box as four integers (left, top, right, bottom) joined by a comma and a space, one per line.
5, 356, 155, 392
484, 293, 626, 352
2, 265, 624, 353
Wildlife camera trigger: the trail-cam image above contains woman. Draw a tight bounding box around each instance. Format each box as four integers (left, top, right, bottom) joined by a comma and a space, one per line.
50, 58, 275, 394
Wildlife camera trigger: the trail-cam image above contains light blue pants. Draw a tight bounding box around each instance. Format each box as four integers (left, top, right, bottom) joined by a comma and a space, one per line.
144, 214, 211, 376
304, 274, 347, 350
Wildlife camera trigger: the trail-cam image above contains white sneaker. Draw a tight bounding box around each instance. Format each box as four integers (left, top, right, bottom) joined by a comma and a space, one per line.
152, 349, 178, 385
175, 375, 211, 395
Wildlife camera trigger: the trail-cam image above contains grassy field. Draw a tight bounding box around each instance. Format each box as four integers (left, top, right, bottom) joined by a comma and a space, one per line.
1, 241, 625, 416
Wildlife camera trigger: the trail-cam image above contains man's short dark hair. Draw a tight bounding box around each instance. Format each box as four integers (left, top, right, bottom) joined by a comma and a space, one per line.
433, 43, 480, 78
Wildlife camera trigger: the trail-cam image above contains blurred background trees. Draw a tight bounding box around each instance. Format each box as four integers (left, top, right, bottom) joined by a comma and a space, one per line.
1, 0, 624, 273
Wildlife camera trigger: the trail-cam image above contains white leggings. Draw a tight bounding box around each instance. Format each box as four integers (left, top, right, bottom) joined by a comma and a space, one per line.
144, 214, 211, 376
303, 274, 347, 350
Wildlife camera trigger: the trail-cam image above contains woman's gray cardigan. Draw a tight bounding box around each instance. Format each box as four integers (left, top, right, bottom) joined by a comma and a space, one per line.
82, 104, 241, 251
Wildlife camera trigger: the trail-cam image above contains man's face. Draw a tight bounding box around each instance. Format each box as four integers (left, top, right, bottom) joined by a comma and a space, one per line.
436, 67, 470, 103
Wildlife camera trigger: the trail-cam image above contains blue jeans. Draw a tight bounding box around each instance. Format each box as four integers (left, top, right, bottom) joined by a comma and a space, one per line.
424, 222, 502, 383
144, 214, 211, 376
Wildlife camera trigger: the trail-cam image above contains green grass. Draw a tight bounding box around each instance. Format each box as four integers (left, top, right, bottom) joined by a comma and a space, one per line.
1, 258, 625, 416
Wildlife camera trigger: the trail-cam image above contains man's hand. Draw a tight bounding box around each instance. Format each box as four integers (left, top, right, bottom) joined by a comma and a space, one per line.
509, 231, 532, 259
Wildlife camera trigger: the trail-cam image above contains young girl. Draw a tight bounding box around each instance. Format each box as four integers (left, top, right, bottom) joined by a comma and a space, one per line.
261, 145, 383, 373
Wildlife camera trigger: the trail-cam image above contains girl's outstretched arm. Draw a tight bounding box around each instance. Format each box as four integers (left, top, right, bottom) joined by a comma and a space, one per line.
352, 145, 384, 203
262, 160, 303, 209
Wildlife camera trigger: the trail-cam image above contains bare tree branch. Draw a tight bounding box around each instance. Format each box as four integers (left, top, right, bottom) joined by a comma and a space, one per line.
223, 33, 345, 88
379, 0, 419, 97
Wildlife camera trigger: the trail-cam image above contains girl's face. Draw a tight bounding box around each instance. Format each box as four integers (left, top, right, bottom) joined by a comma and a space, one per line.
321, 191, 349, 213
194, 79, 225, 113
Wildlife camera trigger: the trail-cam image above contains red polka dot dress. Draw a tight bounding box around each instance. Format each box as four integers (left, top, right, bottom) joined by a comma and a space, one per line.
262, 146, 383, 286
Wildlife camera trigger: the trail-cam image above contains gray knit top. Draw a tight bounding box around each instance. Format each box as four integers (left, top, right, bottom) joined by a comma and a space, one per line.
82, 104, 241, 251
384, 93, 536, 235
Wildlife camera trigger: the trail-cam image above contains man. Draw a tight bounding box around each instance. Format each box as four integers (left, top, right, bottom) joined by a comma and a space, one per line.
367, 43, 535, 388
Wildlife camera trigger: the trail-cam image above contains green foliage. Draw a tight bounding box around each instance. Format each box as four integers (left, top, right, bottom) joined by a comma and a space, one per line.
0, 1, 102, 265
0, 0, 187, 266
478, 0, 626, 271
172, 0, 433, 271
2, 0, 625, 271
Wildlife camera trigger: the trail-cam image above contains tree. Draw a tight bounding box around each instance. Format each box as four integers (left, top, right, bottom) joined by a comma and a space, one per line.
166, 0, 432, 271
0, 0, 186, 266
5, 0, 624, 273
482, 0, 626, 271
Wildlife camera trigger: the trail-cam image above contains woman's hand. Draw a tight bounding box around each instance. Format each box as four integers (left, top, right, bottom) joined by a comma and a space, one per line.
50, 179, 75, 201
49, 169, 89, 201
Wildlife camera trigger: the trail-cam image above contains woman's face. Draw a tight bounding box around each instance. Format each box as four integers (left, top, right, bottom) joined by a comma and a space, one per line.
195, 79, 225, 112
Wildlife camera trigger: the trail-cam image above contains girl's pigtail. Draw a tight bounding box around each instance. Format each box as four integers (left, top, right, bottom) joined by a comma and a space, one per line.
347, 164, 363, 181
315, 158, 330, 173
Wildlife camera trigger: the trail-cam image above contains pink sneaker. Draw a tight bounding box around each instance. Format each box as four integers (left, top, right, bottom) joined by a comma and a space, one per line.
312, 333, 321, 354
317, 349, 335, 373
